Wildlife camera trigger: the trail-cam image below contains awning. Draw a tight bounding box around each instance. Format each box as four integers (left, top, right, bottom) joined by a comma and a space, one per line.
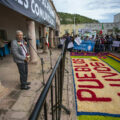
0, 0, 56, 28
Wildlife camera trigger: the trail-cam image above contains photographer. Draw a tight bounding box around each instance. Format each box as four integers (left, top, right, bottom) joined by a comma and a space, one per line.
11, 30, 31, 90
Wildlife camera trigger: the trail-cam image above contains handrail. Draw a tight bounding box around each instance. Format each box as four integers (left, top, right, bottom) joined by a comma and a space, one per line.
29, 43, 66, 120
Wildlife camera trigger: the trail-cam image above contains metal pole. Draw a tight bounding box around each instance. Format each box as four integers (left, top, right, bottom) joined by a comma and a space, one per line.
74, 16, 76, 36
47, 49, 53, 73
55, 73, 58, 120
44, 101, 48, 120
51, 84, 54, 120
41, 58, 45, 84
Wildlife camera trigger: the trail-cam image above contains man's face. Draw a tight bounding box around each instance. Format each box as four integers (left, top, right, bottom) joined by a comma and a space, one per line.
17, 32, 23, 41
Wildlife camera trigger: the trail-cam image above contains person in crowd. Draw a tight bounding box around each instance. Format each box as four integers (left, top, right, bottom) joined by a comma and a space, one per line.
67, 36, 74, 52
65, 33, 71, 49
104, 35, 107, 51
94, 36, 100, 53
58, 36, 66, 49
81, 36, 84, 40
116, 34, 120, 41
36, 39, 40, 50
91, 35, 95, 42
11, 30, 31, 90
107, 35, 113, 52
84, 36, 89, 41
100, 36, 105, 52
105, 35, 109, 51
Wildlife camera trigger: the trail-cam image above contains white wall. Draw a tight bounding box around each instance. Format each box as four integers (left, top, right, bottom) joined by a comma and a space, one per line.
0, 4, 28, 41
0, 4, 41, 42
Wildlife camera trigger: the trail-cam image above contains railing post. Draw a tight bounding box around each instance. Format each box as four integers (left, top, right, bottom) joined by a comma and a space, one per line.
58, 65, 61, 120
55, 73, 58, 120
51, 84, 54, 120
44, 101, 48, 120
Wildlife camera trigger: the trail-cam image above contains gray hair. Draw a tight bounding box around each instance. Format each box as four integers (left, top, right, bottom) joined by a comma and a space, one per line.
16, 30, 23, 35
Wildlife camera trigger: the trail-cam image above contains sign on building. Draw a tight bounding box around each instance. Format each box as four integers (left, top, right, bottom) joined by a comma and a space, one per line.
0, 0, 56, 28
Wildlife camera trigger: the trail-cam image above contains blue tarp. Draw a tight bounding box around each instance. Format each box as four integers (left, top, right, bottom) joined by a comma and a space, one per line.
74, 40, 95, 52
0, 44, 10, 56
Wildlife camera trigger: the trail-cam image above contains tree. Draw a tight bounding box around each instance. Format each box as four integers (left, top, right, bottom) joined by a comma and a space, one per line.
58, 12, 99, 24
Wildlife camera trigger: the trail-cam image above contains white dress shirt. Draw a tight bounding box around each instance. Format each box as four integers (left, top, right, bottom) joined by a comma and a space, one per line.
21, 41, 27, 57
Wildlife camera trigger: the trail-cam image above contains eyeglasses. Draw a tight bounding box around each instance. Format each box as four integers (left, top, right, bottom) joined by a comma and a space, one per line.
17, 34, 23, 37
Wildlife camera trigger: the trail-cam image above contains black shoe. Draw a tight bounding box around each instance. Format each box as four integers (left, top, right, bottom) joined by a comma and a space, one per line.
25, 82, 31, 85
21, 85, 30, 90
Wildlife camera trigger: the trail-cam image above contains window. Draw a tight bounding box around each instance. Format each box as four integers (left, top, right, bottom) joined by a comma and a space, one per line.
0, 30, 7, 40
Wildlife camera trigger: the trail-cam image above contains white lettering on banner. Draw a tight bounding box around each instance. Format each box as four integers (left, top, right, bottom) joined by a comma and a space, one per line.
31, 0, 35, 14
24, 0, 29, 9
39, 7, 44, 18
18, 0, 23, 5
37, 0, 55, 19
31, 0, 55, 26
42, 0, 46, 6
35, 3, 39, 16
14, 0, 55, 26
14, 0, 29, 9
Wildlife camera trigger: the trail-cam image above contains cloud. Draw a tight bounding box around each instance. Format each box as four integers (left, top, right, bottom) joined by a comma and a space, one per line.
52, 0, 120, 22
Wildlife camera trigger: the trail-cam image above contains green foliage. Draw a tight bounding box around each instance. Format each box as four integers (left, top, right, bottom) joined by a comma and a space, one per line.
58, 12, 99, 24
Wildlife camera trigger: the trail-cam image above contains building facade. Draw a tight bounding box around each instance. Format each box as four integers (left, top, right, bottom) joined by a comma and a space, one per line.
0, 0, 60, 63
114, 13, 120, 23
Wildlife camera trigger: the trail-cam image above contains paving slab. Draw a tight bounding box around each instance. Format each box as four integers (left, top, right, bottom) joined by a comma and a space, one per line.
11, 96, 34, 112
10, 111, 28, 119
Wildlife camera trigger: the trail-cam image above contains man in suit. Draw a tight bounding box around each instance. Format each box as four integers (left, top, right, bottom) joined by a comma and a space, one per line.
11, 30, 31, 90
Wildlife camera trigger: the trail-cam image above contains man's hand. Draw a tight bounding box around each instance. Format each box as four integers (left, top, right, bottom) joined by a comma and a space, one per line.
25, 56, 30, 62
25, 57, 28, 62
24, 42, 27, 45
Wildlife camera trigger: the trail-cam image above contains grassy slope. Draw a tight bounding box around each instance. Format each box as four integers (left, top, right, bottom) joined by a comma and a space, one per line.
58, 12, 99, 24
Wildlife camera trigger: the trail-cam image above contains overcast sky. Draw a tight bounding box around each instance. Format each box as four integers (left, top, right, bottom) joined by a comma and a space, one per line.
52, 0, 120, 23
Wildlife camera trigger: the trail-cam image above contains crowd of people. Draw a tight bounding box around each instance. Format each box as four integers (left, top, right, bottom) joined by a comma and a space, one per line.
58, 33, 120, 53
94, 34, 119, 53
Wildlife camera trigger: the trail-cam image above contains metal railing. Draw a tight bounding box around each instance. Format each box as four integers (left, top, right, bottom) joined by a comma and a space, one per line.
29, 42, 70, 120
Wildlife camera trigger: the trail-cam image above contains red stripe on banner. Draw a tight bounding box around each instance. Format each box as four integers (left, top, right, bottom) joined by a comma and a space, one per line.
110, 84, 120, 87
105, 79, 120, 81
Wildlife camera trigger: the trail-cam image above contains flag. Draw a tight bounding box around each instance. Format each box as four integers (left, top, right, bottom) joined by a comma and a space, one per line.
99, 30, 103, 35
99, 23, 104, 35
102, 23, 104, 30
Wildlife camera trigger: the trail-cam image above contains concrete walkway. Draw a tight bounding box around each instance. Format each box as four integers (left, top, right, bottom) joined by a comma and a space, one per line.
0, 49, 77, 120
0, 49, 65, 120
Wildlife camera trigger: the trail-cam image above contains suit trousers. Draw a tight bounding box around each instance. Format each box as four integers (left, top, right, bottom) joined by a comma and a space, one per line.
17, 61, 28, 87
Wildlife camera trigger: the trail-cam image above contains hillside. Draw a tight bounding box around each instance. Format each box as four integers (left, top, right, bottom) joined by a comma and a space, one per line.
58, 12, 99, 24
